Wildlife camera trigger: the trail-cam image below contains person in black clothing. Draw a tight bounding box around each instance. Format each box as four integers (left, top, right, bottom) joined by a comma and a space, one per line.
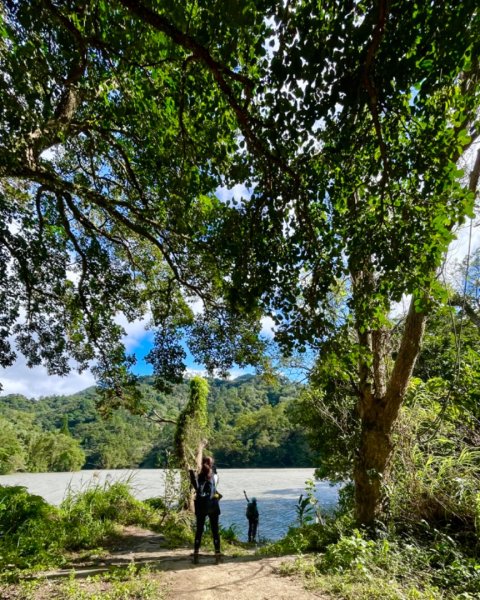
189, 455, 221, 564
243, 490, 259, 543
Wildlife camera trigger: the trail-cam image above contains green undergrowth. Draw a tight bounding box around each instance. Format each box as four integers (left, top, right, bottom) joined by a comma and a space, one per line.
2, 563, 164, 600
202, 521, 250, 556
61, 481, 160, 550
157, 509, 195, 547
265, 517, 480, 599
0, 481, 174, 578
0, 480, 248, 585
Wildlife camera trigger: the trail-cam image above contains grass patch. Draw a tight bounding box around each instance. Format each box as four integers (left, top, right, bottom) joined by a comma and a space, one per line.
61, 481, 159, 550
58, 564, 164, 600
272, 522, 480, 599
0, 564, 164, 599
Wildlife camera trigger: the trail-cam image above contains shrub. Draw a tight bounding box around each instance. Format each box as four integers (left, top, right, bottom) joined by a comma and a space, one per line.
390, 380, 480, 531
261, 514, 352, 556
0, 486, 65, 569
160, 511, 194, 547
0, 486, 53, 536
311, 527, 480, 598
144, 497, 167, 512
219, 522, 240, 543
316, 529, 377, 574
0, 481, 167, 571
61, 481, 157, 549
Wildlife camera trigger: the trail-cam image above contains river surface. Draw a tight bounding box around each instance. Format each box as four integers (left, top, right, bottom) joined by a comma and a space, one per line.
0, 468, 340, 541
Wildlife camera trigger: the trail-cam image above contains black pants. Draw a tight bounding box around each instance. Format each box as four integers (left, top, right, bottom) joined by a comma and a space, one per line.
194, 512, 221, 553
248, 518, 258, 542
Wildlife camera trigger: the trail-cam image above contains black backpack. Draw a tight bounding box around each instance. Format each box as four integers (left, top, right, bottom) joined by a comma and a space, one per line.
198, 478, 213, 499
246, 501, 258, 519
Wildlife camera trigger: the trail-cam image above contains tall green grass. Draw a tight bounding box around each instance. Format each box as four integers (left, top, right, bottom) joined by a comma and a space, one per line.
0, 485, 66, 569
389, 393, 480, 533
61, 480, 158, 549
0, 480, 162, 574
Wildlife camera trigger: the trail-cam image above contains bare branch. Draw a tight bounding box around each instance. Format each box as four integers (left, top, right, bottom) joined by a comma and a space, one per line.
148, 409, 177, 425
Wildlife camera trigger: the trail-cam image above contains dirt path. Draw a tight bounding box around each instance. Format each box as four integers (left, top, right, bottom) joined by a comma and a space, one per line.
160, 552, 325, 599
30, 526, 329, 599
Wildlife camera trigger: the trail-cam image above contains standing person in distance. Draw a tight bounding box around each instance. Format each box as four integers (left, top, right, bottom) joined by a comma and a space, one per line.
243, 490, 259, 543
189, 455, 222, 564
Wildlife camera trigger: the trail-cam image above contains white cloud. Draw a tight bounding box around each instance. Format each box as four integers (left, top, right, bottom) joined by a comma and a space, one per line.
114, 314, 153, 352
215, 183, 252, 204
225, 368, 254, 380
0, 355, 95, 399
261, 316, 275, 337
187, 297, 204, 315
447, 219, 480, 267
185, 367, 253, 381
184, 367, 210, 379
389, 294, 412, 319
0, 315, 156, 399
40, 145, 64, 162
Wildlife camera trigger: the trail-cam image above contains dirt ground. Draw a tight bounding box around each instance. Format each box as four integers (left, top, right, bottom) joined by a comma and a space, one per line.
3, 526, 329, 599
159, 550, 326, 599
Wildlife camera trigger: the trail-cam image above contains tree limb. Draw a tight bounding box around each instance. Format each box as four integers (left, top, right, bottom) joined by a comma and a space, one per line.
148, 409, 177, 425
9, 166, 213, 302
384, 296, 426, 425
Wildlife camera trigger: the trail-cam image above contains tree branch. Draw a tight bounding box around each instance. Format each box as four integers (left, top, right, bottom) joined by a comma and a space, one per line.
26, 1, 89, 163
450, 291, 480, 330
148, 409, 177, 425
468, 145, 480, 195
10, 166, 213, 302
116, 0, 297, 184
117, 0, 254, 89
384, 295, 426, 425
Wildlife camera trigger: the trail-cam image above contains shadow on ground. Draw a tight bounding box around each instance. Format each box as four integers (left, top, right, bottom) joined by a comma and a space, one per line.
35, 551, 274, 580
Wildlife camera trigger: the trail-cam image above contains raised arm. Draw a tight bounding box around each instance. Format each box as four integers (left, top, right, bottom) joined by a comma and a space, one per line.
195, 438, 208, 471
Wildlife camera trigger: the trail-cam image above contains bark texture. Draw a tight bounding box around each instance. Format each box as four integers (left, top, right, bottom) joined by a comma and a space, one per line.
354, 297, 426, 526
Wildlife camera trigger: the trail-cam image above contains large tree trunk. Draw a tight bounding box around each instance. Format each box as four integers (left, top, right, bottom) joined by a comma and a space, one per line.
354, 415, 393, 525
354, 298, 427, 527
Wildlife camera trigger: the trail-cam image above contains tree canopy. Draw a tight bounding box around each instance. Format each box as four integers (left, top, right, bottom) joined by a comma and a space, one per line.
0, 0, 268, 397
1, 0, 480, 526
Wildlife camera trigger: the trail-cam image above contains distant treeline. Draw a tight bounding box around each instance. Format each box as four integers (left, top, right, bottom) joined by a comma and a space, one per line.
0, 375, 314, 473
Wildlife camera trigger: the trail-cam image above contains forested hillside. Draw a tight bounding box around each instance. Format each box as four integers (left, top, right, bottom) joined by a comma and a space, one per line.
0, 375, 312, 473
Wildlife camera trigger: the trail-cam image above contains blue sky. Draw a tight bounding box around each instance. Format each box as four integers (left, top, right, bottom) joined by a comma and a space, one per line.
0, 309, 270, 398
128, 330, 256, 379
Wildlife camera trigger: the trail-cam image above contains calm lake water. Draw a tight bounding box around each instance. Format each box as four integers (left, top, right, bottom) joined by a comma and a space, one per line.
0, 468, 340, 541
